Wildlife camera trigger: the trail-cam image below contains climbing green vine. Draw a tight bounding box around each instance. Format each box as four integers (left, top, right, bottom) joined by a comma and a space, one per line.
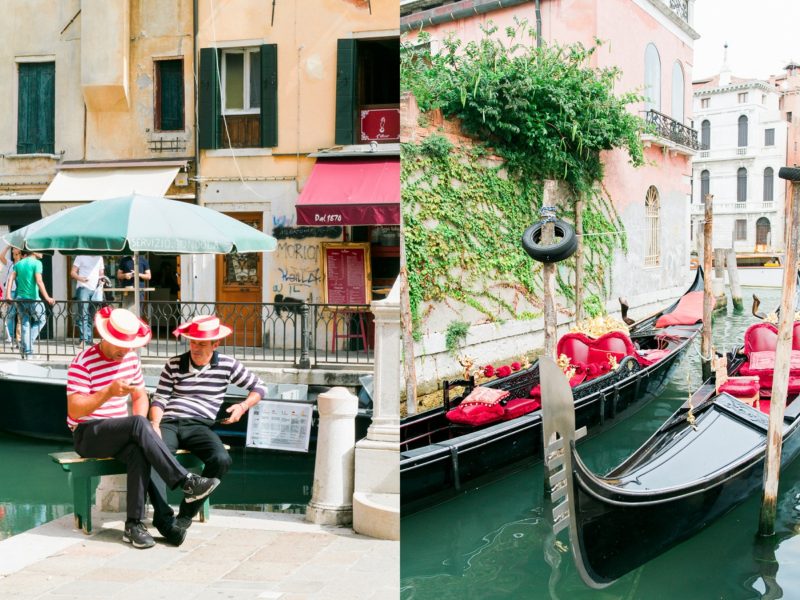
401, 21, 645, 329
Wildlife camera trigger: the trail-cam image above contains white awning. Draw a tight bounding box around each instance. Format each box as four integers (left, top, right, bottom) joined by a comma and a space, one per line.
40, 166, 180, 216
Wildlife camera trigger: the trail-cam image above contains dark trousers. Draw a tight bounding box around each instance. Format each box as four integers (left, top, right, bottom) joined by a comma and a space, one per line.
73, 416, 189, 521
148, 418, 231, 527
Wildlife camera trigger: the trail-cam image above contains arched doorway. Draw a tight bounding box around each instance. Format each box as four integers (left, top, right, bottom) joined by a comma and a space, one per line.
755, 217, 771, 250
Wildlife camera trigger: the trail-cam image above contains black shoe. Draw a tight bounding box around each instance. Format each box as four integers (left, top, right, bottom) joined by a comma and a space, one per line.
175, 515, 193, 530
182, 473, 220, 503
123, 521, 155, 549
156, 523, 187, 546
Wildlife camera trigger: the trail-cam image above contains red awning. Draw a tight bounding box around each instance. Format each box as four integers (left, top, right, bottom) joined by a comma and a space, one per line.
296, 158, 400, 226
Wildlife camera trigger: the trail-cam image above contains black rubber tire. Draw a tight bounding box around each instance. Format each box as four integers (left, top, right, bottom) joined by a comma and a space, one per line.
779, 166, 800, 181
521, 219, 578, 263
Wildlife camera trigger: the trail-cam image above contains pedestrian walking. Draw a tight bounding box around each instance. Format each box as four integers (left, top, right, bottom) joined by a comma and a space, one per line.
6, 249, 54, 359
71, 255, 105, 349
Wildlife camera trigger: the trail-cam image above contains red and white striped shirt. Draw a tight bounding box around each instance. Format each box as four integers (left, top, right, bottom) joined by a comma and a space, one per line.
66, 345, 144, 428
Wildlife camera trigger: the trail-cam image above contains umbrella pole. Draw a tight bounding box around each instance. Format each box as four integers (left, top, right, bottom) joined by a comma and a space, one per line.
133, 251, 141, 318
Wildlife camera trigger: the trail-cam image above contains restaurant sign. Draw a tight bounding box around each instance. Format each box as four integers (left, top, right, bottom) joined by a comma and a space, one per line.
360, 108, 400, 142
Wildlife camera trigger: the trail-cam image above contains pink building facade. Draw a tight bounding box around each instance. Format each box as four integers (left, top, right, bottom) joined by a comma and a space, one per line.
402, 0, 700, 311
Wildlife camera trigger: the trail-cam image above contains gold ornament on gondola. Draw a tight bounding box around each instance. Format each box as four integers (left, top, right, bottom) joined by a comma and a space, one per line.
608, 355, 619, 371
570, 315, 629, 337
457, 354, 477, 379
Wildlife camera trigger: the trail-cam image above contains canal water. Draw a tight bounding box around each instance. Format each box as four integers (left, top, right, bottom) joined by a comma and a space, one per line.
401, 286, 800, 599
0, 434, 315, 541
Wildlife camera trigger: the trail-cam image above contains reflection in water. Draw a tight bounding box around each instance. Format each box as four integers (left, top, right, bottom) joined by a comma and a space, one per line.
402, 287, 800, 599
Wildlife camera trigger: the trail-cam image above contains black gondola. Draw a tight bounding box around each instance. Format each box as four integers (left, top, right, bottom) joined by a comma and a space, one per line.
539, 318, 800, 588
401, 268, 705, 512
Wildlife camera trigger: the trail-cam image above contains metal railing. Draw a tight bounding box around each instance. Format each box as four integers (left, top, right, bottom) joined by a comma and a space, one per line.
0, 299, 374, 367
667, 0, 689, 22
644, 109, 700, 150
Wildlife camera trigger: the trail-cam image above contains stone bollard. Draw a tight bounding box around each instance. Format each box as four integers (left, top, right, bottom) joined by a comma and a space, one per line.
306, 386, 358, 526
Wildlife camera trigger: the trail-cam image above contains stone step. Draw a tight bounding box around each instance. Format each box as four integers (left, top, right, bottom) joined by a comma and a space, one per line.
353, 492, 399, 541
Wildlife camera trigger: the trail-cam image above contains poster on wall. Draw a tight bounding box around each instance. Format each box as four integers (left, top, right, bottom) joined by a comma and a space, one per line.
246, 399, 314, 452
321, 242, 372, 305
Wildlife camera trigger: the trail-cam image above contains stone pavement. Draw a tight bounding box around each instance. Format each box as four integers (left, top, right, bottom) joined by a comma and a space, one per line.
0, 509, 399, 600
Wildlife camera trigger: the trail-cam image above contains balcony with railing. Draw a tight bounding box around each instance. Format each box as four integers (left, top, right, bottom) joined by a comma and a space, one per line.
643, 110, 699, 155
667, 0, 689, 22
690, 201, 776, 215
0, 299, 377, 367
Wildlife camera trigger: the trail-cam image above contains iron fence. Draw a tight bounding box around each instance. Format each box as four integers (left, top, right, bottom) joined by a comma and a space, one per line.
0, 299, 374, 367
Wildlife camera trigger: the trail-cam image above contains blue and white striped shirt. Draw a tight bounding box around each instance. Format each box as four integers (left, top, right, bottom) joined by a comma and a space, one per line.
152, 351, 266, 421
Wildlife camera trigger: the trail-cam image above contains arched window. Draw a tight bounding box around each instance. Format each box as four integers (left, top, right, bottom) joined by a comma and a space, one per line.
671, 61, 684, 123
644, 44, 661, 112
738, 115, 748, 147
737, 168, 748, 202
701, 120, 710, 149
764, 167, 774, 202
645, 186, 660, 266
700, 170, 710, 201
756, 217, 771, 247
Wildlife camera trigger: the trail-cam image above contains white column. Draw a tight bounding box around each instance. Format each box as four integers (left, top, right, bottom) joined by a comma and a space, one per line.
306, 386, 358, 526
352, 279, 400, 540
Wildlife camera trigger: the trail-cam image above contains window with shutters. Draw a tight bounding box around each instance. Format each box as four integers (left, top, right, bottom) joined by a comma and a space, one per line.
700, 170, 710, 201
644, 44, 661, 112
644, 186, 660, 267
737, 167, 748, 202
738, 115, 748, 147
756, 217, 771, 247
764, 167, 774, 201
735, 219, 747, 241
155, 59, 184, 131
701, 120, 710, 149
671, 61, 684, 123
738, 92, 748, 104
701, 97, 710, 108
335, 38, 400, 145
198, 45, 277, 150
17, 61, 55, 154
765, 128, 775, 146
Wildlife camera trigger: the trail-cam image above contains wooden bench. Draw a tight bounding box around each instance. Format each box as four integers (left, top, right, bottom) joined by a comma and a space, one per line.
50, 448, 222, 534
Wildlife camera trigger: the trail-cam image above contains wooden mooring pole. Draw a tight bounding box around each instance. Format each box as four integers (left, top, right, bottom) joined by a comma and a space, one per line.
713, 248, 727, 312
701, 194, 714, 381
541, 180, 560, 360
758, 167, 800, 536
726, 247, 744, 313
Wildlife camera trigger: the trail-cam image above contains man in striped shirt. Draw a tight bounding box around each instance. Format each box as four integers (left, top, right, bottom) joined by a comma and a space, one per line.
148, 314, 266, 536
67, 307, 220, 549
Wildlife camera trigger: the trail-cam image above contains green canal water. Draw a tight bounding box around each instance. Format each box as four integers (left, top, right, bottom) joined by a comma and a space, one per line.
401, 286, 800, 599
0, 433, 315, 541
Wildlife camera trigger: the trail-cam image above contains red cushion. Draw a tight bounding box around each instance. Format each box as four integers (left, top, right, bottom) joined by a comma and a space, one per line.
719, 378, 760, 396
636, 348, 670, 365
558, 335, 591, 365
446, 402, 505, 426
557, 331, 635, 367
655, 291, 704, 328
744, 322, 778, 354
501, 397, 541, 420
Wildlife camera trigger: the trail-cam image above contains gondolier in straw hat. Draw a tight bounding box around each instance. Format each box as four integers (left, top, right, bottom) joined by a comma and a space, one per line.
147, 314, 267, 544
66, 307, 220, 549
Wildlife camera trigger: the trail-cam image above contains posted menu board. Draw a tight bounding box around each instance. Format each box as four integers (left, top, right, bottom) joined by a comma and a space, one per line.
246, 399, 314, 452
321, 242, 372, 305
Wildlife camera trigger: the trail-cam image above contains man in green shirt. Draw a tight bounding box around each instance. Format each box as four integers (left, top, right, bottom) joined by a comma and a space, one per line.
6, 250, 55, 358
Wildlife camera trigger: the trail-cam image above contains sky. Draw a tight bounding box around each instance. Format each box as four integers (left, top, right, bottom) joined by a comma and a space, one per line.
692, 0, 800, 81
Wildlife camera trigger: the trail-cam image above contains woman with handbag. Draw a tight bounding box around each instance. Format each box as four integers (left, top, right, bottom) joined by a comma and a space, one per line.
71, 255, 105, 349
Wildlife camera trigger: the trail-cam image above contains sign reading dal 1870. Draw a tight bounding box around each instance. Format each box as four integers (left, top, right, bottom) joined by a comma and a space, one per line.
360, 108, 400, 142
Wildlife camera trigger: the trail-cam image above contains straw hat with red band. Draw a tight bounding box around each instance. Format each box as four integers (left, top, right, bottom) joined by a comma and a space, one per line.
173, 315, 232, 341
95, 306, 152, 349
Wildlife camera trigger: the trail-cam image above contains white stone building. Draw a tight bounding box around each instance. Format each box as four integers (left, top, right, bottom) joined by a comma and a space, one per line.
691, 60, 787, 254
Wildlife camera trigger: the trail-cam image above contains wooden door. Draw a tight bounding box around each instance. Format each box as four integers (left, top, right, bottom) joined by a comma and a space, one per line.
215, 212, 263, 347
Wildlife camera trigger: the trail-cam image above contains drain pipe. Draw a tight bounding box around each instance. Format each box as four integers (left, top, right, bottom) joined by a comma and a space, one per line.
193, 0, 201, 207
535, 0, 542, 47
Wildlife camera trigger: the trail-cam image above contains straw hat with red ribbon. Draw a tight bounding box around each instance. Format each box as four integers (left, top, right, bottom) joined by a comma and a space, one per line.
94, 306, 152, 349
172, 315, 232, 341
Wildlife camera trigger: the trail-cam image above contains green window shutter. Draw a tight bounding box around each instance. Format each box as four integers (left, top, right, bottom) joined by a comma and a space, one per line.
17, 62, 55, 154
260, 44, 278, 148
198, 48, 220, 149
159, 60, 184, 131
335, 39, 357, 146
